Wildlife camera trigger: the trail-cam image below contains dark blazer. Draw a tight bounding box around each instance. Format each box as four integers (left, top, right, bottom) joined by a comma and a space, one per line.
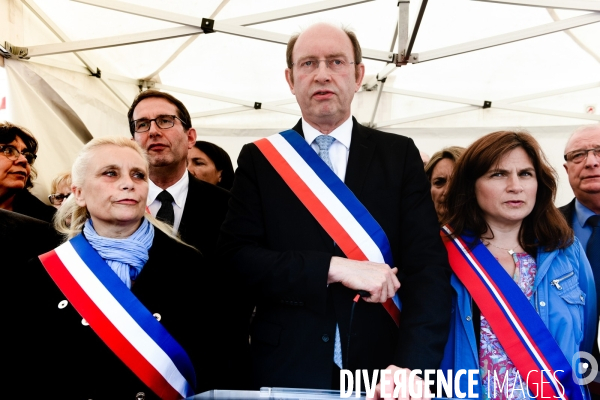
219, 119, 453, 389
559, 198, 576, 228
176, 172, 252, 390
14, 228, 216, 399
178, 172, 230, 259
11, 189, 56, 223
0, 208, 61, 266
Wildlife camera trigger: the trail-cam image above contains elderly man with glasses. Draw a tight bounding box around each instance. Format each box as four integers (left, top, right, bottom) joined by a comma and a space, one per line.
559, 124, 600, 396
219, 23, 452, 395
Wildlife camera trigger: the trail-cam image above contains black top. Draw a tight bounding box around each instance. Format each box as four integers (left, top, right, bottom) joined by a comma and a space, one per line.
12, 228, 218, 399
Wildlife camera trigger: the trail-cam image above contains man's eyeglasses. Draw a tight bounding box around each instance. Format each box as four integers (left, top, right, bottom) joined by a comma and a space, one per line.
291, 58, 356, 74
131, 115, 188, 133
48, 193, 70, 205
564, 147, 600, 164
0, 144, 37, 165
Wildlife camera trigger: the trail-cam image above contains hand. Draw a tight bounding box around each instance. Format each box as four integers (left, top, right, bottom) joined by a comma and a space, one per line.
327, 257, 400, 303
370, 366, 433, 400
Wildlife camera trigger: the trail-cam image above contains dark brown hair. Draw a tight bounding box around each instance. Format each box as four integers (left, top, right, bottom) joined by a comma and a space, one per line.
127, 90, 191, 135
444, 130, 572, 253
286, 24, 363, 81
0, 121, 38, 189
193, 141, 234, 190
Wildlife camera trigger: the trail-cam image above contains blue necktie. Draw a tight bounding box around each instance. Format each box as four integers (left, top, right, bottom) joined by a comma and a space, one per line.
315, 135, 336, 170
586, 215, 600, 310
586, 215, 600, 360
314, 135, 343, 368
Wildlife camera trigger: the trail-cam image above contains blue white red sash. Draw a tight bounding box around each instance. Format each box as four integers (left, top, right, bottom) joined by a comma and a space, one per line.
442, 225, 584, 400
38, 234, 196, 400
254, 129, 400, 325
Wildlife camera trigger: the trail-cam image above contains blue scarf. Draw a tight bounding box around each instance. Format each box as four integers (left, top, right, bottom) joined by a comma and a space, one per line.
83, 218, 155, 289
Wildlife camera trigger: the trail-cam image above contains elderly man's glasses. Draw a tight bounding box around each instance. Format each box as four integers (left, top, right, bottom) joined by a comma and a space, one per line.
564, 147, 600, 163
292, 58, 355, 74
0, 144, 37, 165
131, 115, 188, 133
48, 193, 70, 205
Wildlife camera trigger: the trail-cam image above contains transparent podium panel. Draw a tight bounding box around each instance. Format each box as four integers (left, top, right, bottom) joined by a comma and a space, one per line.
190, 387, 458, 399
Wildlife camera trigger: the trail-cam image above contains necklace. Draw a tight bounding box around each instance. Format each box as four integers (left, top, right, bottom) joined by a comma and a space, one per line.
483, 240, 520, 263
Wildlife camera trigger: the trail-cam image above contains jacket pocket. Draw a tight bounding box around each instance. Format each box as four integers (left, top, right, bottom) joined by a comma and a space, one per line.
554, 280, 585, 344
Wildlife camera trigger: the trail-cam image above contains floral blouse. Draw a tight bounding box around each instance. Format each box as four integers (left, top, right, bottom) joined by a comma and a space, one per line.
480, 252, 537, 400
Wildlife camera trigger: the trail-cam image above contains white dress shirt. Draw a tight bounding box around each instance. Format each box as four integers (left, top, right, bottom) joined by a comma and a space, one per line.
147, 172, 189, 233
302, 116, 353, 181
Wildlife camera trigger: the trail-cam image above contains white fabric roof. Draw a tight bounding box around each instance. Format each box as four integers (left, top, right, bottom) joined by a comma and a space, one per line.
1, 0, 599, 205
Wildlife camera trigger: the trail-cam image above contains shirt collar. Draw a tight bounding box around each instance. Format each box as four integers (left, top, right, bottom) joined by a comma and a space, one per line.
575, 198, 597, 227
147, 172, 189, 209
302, 116, 353, 149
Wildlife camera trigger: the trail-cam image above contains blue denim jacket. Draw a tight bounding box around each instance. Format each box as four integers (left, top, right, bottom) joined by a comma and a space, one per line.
440, 238, 596, 399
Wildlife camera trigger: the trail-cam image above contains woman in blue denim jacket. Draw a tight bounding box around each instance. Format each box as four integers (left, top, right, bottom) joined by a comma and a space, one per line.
439, 131, 596, 400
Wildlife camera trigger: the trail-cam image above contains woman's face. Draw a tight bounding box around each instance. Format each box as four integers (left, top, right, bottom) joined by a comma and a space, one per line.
187, 146, 222, 185
74, 145, 148, 237
430, 158, 455, 220
475, 147, 538, 230
0, 136, 31, 198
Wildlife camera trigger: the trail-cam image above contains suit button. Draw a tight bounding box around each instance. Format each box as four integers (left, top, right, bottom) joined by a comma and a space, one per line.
58, 300, 68, 309
322, 334, 330, 342
153, 313, 161, 321
81, 318, 89, 326
136, 392, 146, 400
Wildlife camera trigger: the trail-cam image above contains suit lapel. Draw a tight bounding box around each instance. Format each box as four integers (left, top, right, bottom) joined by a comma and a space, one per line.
344, 118, 375, 198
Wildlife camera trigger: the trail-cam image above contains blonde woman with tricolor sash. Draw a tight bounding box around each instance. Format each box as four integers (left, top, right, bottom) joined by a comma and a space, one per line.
23, 137, 213, 399
439, 131, 596, 400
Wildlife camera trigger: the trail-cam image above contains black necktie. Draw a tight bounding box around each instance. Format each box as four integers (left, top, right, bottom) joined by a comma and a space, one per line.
156, 190, 175, 227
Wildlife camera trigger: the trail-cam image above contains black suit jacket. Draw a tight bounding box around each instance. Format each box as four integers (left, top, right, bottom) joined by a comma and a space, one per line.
1, 208, 61, 266
219, 119, 452, 389
559, 198, 576, 228
178, 172, 230, 258
14, 228, 217, 399
177, 172, 253, 390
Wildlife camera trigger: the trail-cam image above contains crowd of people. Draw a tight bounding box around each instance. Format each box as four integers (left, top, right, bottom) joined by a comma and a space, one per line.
0, 21, 598, 400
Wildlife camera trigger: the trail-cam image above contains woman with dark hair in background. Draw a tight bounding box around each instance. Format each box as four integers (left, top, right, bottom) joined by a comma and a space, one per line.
0, 121, 55, 222
187, 140, 234, 190
440, 131, 595, 400
424, 146, 465, 222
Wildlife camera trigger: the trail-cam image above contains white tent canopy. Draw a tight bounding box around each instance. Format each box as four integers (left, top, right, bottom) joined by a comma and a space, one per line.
1, 0, 599, 205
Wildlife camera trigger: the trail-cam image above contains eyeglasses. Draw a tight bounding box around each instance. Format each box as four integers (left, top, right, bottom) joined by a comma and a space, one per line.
564, 147, 600, 163
131, 115, 188, 133
291, 58, 356, 74
48, 193, 70, 205
0, 144, 37, 165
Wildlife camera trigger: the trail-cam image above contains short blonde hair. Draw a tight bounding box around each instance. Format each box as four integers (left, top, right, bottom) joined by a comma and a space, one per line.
54, 137, 187, 247
50, 171, 72, 194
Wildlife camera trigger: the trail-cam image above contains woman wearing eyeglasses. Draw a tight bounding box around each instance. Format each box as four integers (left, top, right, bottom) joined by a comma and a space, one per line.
0, 121, 55, 222
48, 171, 72, 208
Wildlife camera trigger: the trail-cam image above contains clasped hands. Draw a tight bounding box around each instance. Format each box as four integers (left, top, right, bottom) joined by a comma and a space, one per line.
327, 256, 400, 303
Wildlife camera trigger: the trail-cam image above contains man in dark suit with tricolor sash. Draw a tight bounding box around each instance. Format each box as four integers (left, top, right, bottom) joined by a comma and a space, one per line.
219, 23, 452, 393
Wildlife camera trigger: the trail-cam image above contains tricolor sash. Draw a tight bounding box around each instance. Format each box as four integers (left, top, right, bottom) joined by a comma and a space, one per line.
442, 225, 584, 400
38, 234, 196, 400
254, 129, 401, 325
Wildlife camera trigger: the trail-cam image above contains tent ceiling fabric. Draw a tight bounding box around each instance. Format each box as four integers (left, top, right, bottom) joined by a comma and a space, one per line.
1, 0, 599, 205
